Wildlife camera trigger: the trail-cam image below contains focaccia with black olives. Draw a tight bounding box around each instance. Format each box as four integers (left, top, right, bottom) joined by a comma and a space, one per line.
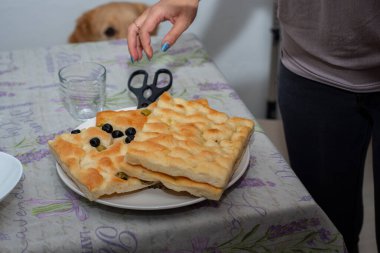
49, 109, 156, 201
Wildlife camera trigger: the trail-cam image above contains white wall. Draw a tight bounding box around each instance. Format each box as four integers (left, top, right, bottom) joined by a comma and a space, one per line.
0, 0, 274, 118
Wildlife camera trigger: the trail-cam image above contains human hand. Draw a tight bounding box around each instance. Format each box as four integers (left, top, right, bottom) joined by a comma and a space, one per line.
127, 0, 200, 62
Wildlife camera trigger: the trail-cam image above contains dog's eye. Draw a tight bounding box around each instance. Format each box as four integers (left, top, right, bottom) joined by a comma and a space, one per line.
104, 27, 117, 37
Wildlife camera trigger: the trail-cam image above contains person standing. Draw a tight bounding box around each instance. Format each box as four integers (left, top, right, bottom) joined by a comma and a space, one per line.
127, 1, 380, 252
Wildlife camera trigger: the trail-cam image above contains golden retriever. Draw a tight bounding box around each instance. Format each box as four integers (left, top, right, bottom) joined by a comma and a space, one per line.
69, 2, 156, 43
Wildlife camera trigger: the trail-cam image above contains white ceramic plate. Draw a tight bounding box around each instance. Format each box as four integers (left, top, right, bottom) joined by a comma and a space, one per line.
56, 107, 250, 210
0, 152, 23, 201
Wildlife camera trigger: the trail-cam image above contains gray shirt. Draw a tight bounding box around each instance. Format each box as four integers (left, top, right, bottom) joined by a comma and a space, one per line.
278, 0, 380, 92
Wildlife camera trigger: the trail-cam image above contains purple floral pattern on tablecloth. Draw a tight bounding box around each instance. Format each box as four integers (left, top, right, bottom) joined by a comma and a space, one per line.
198, 82, 232, 91
16, 149, 50, 164
0, 91, 15, 97
164, 218, 344, 253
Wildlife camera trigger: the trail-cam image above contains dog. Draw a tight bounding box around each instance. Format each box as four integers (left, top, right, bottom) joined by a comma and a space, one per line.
69, 2, 156, 43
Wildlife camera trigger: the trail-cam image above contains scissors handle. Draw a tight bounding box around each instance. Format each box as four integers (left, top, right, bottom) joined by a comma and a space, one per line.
150, 69, 172, 102
128, 69, 172, 108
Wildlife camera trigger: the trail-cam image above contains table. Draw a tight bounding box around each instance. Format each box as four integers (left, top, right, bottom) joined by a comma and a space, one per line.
0, 34, 346, 252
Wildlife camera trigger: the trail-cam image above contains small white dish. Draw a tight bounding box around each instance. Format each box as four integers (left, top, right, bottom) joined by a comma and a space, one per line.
0, 152, 23, 201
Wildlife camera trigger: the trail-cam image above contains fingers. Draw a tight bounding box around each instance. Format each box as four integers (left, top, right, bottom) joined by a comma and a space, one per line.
139, 13, 163, 59
127, 20, 142, 62
136, 36, 143, 61
127, 0, 199, 62
135, 15, 190, 60
162, 17, 192, 50
127, 10, 156, 61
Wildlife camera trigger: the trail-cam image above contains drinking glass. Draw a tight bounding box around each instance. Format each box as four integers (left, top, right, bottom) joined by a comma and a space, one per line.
58, 62, 106, 121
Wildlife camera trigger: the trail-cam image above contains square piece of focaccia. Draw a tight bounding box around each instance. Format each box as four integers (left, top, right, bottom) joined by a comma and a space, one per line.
125, 92, 255, 200
49, 108, 156, 201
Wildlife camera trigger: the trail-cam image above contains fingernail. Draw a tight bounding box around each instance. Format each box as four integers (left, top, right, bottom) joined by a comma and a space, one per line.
130, 56, 134, 63
161, 42, 170, 52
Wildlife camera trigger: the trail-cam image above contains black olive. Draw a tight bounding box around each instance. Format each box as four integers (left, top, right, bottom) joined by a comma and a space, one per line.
71, 129, 81, 134
112, 130, 124, 138
101, 123, 113, 133
125, 127, 136, 136
125, 135, 134, 144
90, 137, 100, 147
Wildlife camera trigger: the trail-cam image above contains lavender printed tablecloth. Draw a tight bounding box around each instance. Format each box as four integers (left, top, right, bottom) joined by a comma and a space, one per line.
0, 34, 346, 252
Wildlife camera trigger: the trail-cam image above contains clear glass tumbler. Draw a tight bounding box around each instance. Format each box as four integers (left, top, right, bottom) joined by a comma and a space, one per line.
58, 62, 106, 121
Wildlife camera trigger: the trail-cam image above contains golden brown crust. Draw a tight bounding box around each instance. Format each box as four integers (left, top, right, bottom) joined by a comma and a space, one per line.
96, 109, 147, 131
125, 92, 254, 190
49, 125, 155, 201
121, 162, 224, 200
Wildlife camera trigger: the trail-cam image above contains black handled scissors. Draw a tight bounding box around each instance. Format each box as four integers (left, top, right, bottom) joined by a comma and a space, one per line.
128, 69, 173, 108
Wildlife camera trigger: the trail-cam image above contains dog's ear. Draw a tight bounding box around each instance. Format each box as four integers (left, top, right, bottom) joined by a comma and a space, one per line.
68, 11, 94, 43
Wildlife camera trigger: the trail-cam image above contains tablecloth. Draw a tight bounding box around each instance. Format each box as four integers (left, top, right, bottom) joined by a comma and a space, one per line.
0, 33, 346, 252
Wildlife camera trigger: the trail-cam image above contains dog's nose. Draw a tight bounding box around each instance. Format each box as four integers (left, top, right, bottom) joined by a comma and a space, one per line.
104, 27, 117, 37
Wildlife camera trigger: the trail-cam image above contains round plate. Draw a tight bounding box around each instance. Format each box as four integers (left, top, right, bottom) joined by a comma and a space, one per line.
56, 107, 250, 210
0, 152, 23, 201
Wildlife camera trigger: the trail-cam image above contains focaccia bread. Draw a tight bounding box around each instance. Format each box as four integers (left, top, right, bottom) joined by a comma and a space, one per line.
121, 159, 224, 200
49, 108, 156, 201
96, 104, 155, 131
125, 92, 254, 199
50, 93, 254, 201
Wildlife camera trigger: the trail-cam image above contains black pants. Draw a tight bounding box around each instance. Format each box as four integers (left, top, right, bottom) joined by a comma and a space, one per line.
278, 63, 380, 253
